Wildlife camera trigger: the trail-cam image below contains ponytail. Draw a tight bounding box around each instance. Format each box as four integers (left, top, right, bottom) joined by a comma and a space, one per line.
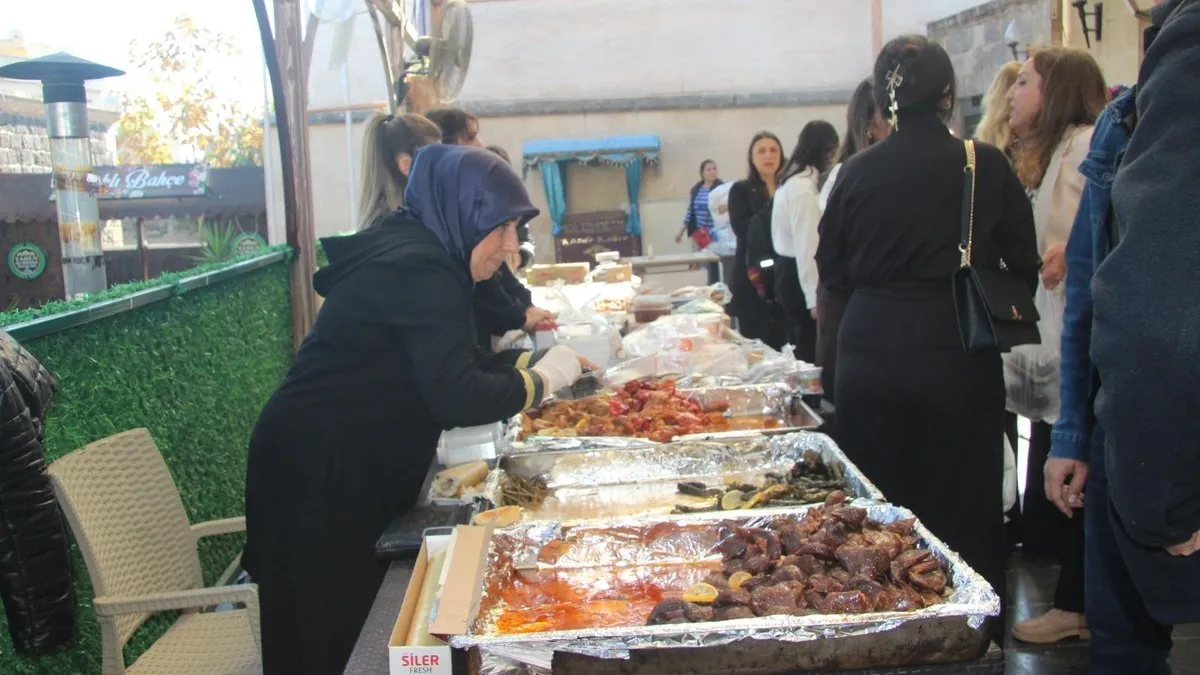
355, 113, 441, 230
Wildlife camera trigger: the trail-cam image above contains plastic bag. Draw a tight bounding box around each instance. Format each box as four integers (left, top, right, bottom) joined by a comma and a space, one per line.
1003, 282, 1064, 423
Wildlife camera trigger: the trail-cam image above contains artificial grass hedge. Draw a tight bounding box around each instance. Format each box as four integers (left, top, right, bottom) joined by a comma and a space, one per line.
0, 253, 294, 674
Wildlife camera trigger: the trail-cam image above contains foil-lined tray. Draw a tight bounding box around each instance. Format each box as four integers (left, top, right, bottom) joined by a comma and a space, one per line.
481, 432, 883, 522
505, 383, 822, 453
450, 504, 999, 674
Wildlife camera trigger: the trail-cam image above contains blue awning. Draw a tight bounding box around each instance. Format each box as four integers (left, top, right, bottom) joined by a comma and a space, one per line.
521, 134, 661, 171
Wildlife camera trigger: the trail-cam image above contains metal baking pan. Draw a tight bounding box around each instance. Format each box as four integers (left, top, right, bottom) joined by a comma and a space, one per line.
452, 504, 999, 674
481, 432, 883, 522
506, 383, 823, 453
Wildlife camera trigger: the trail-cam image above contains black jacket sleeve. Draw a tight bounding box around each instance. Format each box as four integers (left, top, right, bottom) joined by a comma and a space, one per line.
815, 179, 848, 295
728, 181, 753, 243
473, 271, 529, 348
1093, 0, 1200, 549
365, 258, 543, 428
497, 265, 532, 308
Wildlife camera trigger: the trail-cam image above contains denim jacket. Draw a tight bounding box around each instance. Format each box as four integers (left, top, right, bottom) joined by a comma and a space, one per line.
1048, 88, 1136, 462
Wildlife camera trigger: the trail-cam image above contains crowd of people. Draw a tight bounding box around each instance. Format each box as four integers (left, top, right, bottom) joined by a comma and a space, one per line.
238, 1, 1198, 672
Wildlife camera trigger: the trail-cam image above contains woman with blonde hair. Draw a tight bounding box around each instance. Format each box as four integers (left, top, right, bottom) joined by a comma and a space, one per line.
354, 112, 442, 231
974, 61, 1022, 156
1005, 45, 1107, 645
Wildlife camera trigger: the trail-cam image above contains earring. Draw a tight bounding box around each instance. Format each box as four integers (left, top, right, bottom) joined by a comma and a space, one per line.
886, 65, 904, 132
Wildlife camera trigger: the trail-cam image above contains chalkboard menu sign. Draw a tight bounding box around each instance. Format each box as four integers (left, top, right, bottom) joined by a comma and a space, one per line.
554, 211, 642, 264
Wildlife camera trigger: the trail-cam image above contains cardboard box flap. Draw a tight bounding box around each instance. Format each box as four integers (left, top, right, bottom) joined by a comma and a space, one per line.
429, 525, 492, 636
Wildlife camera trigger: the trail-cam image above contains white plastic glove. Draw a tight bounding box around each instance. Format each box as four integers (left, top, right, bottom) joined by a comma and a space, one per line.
531, 345, 583, 394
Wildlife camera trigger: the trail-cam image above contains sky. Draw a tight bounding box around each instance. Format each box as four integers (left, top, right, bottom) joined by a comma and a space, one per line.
3, 0, 271, 108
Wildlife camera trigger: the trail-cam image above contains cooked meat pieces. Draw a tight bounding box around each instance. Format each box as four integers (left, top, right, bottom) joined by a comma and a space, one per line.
908, 567, 948, 594
807, 574, 845, 594
777, 525, 806, 556
715, 606, 756, 621
646, 598, 690, 625
714, 589, 752, 607
771, 564, 806, 583
796, 541, 837, 560
648, 505, 952, 627
750, 581, 804, 616
717, 534, 748, 558
685, 604, 716, 622
703, 572, 732, 589
743, 554, 771, 575
831, 506, 867, 528
821, 590, 873, 614
834, 544, 891, 579
863, 530, 904, 560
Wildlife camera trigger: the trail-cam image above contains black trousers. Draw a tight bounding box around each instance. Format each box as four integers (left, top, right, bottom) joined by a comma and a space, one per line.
1005, 415, 1085, 614
774, 257, 817, 363
836, 292, 1008, 646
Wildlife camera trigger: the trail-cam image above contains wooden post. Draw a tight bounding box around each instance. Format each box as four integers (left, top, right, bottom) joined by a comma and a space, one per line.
136, 217, 148, 280
254, 0, 319, 351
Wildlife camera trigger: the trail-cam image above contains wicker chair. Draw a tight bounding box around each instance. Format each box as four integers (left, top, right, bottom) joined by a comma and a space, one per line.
48, 428, 261, 674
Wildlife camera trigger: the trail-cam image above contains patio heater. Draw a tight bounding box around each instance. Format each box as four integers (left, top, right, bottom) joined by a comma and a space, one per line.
0, 52, 124, 299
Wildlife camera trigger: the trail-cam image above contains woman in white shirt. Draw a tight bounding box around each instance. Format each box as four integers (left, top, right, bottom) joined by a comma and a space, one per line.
771, 120, 839, 362
815, 79, 893, 402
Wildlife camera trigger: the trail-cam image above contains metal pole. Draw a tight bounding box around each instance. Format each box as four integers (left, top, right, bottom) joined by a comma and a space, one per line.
262, 64, 279, 245
46, 93, 107, 298
255, 0, 320, 350
343, 61, 356, 229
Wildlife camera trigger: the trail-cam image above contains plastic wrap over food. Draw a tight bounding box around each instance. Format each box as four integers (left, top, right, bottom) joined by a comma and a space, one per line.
613, 322, 822, 392
453, 504, 1000, 673
505, 384, 822, 453
482, 432, 884, 522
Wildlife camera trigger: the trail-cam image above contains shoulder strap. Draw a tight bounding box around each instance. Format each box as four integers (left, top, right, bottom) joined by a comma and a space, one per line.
959, 140, 977, 268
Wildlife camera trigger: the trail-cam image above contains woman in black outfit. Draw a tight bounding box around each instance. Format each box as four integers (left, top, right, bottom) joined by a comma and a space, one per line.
728, 132, 785, 349
244, 145, 585, 674
816, 36, 1040, 644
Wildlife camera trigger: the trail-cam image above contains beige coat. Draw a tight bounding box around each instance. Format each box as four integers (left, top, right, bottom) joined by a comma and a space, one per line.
1032, 125, 1094, 256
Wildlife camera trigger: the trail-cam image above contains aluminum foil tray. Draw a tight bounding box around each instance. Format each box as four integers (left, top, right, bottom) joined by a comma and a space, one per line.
505, 383, 823, 454
450, 504, 999, 674
482, 432, 883, 522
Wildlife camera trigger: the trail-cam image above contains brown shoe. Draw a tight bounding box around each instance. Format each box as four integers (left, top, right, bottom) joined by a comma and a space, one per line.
1012, 609, 1091, 644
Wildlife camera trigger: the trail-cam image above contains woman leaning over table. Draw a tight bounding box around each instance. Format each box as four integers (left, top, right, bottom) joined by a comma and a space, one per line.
243, 145, 585, 675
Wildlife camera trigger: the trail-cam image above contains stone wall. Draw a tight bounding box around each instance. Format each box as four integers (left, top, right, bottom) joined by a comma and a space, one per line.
0, 113, 114, 174
928, 0, 1051, 98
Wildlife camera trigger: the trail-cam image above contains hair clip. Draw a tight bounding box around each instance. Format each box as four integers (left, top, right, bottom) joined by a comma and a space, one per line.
886, 65, 904, 132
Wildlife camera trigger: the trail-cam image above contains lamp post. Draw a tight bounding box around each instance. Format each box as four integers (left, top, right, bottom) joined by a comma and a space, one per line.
0, 52, 124, 299
1004, 20, 1029, 61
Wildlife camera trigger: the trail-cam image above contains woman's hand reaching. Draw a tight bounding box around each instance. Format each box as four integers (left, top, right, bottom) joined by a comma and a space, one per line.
531, 345, 584, 394
523, 306, 555, 332
1040, 243, 1067, 290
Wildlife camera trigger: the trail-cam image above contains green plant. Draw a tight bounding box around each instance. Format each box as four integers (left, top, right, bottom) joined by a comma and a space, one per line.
0, 254, 292, 674
190, 219, 238, 265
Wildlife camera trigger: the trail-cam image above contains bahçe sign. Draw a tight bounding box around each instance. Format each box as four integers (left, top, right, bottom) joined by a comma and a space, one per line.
49, 164, 209, 200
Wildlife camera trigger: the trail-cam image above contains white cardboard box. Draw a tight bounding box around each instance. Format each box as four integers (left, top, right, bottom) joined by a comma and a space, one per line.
388, 532, 453, 675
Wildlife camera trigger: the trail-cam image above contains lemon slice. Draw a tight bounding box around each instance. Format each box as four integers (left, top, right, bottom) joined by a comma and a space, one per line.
682, 582, 720, 604
720, 491, 746, 510
727, 571, 753, 591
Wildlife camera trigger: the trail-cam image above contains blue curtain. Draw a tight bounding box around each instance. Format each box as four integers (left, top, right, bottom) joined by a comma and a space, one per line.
624, 160, 642, 235
538, 160, 567, 236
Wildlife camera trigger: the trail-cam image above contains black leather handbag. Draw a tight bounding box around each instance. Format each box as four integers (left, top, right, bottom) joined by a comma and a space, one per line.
951, 140, 1041, 353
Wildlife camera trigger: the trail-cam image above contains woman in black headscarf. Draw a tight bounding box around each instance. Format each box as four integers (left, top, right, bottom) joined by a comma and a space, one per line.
243, 145, 585, 674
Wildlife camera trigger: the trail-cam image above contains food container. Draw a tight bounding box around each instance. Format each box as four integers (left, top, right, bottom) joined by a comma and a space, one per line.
481, 432, 883, 522
507, 384, 823, 453
441, 505, 1000, 673
631, 294, 671, 324
789, 365, 823, 396
554, 322, 617, 369
437, 423, 503, 466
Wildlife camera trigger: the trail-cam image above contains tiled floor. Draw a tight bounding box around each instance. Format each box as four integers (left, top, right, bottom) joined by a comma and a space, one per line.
1005, 554, 1200, 674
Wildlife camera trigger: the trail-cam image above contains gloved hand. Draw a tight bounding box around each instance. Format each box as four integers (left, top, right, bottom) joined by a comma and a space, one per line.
531, 345, 583, 394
